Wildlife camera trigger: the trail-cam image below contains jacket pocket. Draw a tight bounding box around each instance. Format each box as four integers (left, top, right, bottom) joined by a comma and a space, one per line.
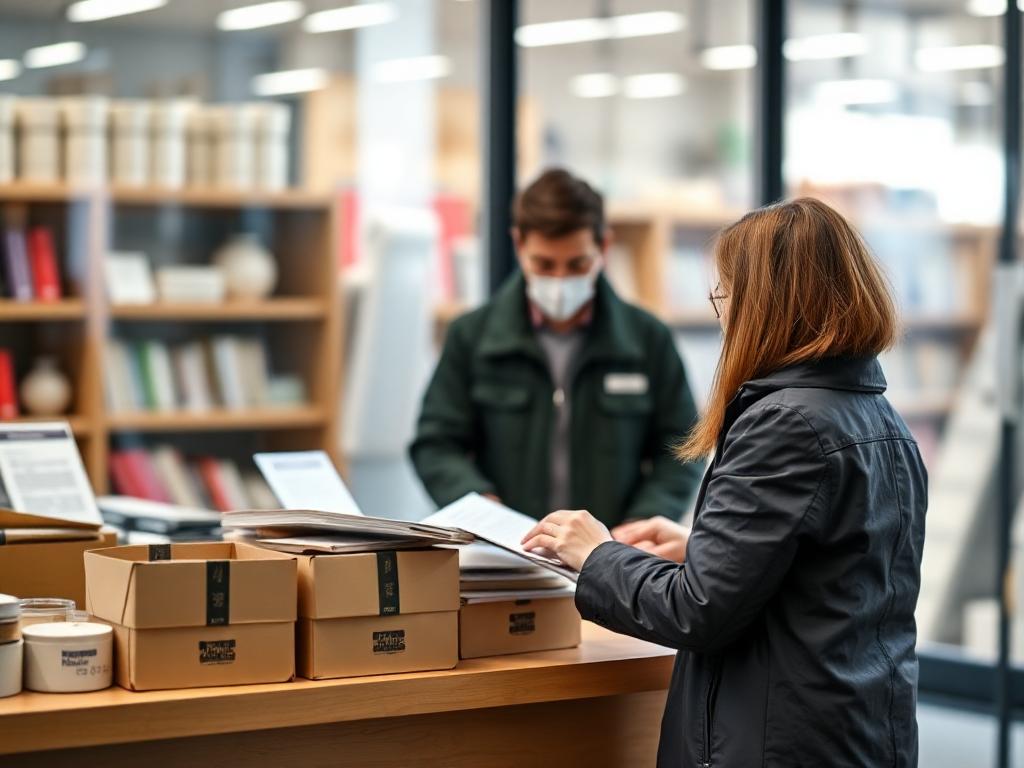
597, 391, 654, 416
471, 383, 534, 451
471, 383, 532, 410
596, 391, 653, 455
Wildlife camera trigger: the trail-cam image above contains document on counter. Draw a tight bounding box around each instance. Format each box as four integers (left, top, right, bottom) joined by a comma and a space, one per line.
254, 450, 363, 516
423, 493, 579, 582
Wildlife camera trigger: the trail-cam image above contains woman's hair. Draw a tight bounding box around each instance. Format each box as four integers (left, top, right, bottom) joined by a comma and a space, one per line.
677, 197, 898, 460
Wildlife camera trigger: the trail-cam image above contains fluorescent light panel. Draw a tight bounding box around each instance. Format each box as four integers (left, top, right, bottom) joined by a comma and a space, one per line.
24, 41, 87, 69
67, 0, 166, 22
0, 60, 20, 81
217, 1, 305, 31
623, 73, 685, 99
516, 11, 685, 48
784, 32, 867, 61
916, 44, 1004, 72
304, 3, 397, 33
372, 55, 451, 82
700, 44, 757, 70
571, 73, 618, 98
815, 78, 898, 106
252, 67, 327, 95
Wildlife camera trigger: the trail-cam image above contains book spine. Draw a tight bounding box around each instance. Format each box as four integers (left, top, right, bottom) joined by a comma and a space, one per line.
109, 451, 145, 498
197, 456, 233, 512
4, 229, 33, 301
123, 449, 172, 503
0, 349, 18, 418
136, 342, 160, 411
27, 227, 61, 302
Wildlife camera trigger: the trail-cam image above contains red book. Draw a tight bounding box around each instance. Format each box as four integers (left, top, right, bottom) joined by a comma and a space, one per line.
27, 227, 61, 302
197, 456, 232, 512
0, 350, 17, 419
122, 449, 172, 503
109, 452, 145, 497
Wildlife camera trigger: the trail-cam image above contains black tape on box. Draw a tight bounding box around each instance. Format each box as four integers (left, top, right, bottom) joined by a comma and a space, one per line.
376, 551, 400, 616
206, 560, 230, 626
148, 544, 171, 561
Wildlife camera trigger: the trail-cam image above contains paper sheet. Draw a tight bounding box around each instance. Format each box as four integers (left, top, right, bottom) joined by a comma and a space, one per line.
254, 451, 363, 516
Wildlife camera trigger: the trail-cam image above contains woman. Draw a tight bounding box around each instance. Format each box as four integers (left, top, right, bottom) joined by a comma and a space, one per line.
523, 197, 926, 767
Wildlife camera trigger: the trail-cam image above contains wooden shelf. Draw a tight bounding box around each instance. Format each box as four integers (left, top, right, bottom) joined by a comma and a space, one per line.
0, 300, 87, 321
107, 406, 326, 432
0, 183, 93, 203
6, 414, 92, 435
109, 186, 333, 210
110, 299, 328, 321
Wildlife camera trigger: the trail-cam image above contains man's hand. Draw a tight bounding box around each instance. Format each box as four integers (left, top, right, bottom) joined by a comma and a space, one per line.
611, 516, 690, 563
521, 509, 612, 572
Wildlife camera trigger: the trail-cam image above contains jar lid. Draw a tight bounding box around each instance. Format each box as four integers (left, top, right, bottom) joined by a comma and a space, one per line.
22, 622, 112, 643
0, 594, 19, 622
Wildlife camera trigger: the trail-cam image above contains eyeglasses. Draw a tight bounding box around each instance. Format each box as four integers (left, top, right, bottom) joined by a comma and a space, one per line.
708, 284, 728, 319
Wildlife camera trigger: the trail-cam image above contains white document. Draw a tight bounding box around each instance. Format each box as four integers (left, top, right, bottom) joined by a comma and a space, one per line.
423, 494, 578, 582
460, 585, 576, 604
257, 535, 429, 554
105, 251, 155, 304
253, 450, 363, 516
0, 422, 100, 526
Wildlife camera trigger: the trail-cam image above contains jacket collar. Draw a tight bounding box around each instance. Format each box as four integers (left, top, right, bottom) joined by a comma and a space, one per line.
478, 272, 644, 364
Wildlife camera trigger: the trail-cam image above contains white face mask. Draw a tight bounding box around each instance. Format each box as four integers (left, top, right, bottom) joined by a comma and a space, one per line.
526, 271, 596, 322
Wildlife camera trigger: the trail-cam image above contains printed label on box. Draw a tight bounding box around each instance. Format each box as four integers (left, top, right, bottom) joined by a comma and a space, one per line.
198, 639, 236, 665
372, 629, 406, 655
509, 611, 536, 636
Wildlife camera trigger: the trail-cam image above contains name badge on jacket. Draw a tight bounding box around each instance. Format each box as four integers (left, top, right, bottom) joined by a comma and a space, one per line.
604, 373, 649, 395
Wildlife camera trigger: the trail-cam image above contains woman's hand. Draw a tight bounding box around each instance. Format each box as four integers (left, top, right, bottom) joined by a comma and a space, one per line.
611, 516, 690, 563
521, 509, 612, 572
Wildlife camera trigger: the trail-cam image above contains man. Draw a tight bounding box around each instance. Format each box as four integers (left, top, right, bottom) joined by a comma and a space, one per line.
409, 168, 702, 529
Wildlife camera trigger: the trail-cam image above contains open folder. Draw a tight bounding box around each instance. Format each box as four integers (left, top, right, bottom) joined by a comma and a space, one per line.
221, 493, 579, 582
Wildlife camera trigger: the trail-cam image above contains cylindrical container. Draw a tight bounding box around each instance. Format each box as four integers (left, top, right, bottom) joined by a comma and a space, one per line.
186, 106, 214, 188
150, 100, 191, 188
19, 598, 75, 627
0, 95, 15, 184
23, 622, 112, 693
16, 98, 60, 183
253, 102, 290, 191
62, 96, 108, 185
110, 100, 150, 187
0, 594, 22, 698
212, 104, 256, 189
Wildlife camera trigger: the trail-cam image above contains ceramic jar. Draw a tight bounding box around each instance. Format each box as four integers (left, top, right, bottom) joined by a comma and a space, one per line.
214, 234, 277, 300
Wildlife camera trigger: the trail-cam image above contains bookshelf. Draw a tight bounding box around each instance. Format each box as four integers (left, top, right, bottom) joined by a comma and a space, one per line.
0, 183, 343, 494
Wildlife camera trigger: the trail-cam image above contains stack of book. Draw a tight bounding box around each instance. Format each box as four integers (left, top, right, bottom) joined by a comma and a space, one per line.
105, 335, 305, 413
108, 445, 279, 512
0, 225, 63, 302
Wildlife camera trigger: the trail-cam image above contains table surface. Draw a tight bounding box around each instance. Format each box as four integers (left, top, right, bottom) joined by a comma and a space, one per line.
0, 622, 675, 755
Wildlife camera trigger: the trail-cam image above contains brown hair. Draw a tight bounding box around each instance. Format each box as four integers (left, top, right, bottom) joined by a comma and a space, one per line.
678, 197, 899, 460
512, 168, 605, 243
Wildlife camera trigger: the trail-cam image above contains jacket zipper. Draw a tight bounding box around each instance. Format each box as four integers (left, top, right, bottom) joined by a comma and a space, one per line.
702, 659, 723, 767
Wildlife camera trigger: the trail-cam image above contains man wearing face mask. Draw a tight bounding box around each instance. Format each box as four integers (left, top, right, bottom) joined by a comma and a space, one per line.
409, 168, 702, 529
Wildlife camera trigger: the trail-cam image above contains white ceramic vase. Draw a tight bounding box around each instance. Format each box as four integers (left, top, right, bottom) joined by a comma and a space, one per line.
214, 234, 277, 300
20, 357, 71, 416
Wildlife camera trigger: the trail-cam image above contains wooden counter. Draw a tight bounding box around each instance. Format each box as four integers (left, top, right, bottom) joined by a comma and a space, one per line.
0, 623, 675, 767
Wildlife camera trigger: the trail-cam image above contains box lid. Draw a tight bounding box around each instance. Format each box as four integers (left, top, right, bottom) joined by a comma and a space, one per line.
298, 547, 459, 619
85, 542, 296, 629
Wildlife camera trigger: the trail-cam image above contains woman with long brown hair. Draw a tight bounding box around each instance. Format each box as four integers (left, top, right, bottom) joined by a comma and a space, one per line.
523, 197, 926, 767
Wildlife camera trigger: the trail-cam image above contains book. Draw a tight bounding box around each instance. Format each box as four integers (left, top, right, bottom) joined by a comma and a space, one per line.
3, 228, 33, 301
105, 252, 155, 304
142, 341, 177, 411
217, 459, 250, 510
172, 341, 214, 412
150, 445, 204, 509
197, 456, 233, 512
210, 336, 246, 409
27, 227, 61, 301
238, 337, 269, 407
104, 340, 137, 413
0, 349, 17, 419
121, 449, 172, 503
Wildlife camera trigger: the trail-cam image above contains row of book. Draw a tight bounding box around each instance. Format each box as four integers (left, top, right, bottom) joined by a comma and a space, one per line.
108, 445, 278, 513
105, 335, 306, 413
0, 225, 63, 302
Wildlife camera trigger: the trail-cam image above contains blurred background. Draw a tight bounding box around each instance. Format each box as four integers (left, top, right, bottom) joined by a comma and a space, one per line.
0, 0, 1021, 764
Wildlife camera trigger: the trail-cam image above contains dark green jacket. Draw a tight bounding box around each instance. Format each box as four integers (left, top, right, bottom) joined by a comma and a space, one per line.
409, 273, 703, 526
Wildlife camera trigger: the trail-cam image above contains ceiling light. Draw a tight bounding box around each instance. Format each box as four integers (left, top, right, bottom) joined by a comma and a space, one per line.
372, 55, 451, 82
252, 67, 327, 96
814, 79, 899, 106
24, 42, 87, 69
304, 3, 397, 33
571, 73, 618, 98
67, 0, 166, 22
623, 73, 685, 99
916, 44, 1004, 72
516, 11, 685, 48
217, 1, 305, 31
0, 60, 20, 81
784, 32, 868, 61
700, 44, 757, 71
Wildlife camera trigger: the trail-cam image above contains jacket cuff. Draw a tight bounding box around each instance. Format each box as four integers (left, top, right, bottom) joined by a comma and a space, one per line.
575, 540, 631, 626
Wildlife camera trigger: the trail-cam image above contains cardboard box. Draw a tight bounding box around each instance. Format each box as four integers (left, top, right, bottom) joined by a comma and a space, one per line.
459, 596, 582, 659
297, 548, 460, 679
0, 530, 118, 607
85, 542, 297, 691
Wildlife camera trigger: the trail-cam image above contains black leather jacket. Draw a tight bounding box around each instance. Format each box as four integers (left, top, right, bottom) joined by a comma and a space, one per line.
576, 356, 926, 767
